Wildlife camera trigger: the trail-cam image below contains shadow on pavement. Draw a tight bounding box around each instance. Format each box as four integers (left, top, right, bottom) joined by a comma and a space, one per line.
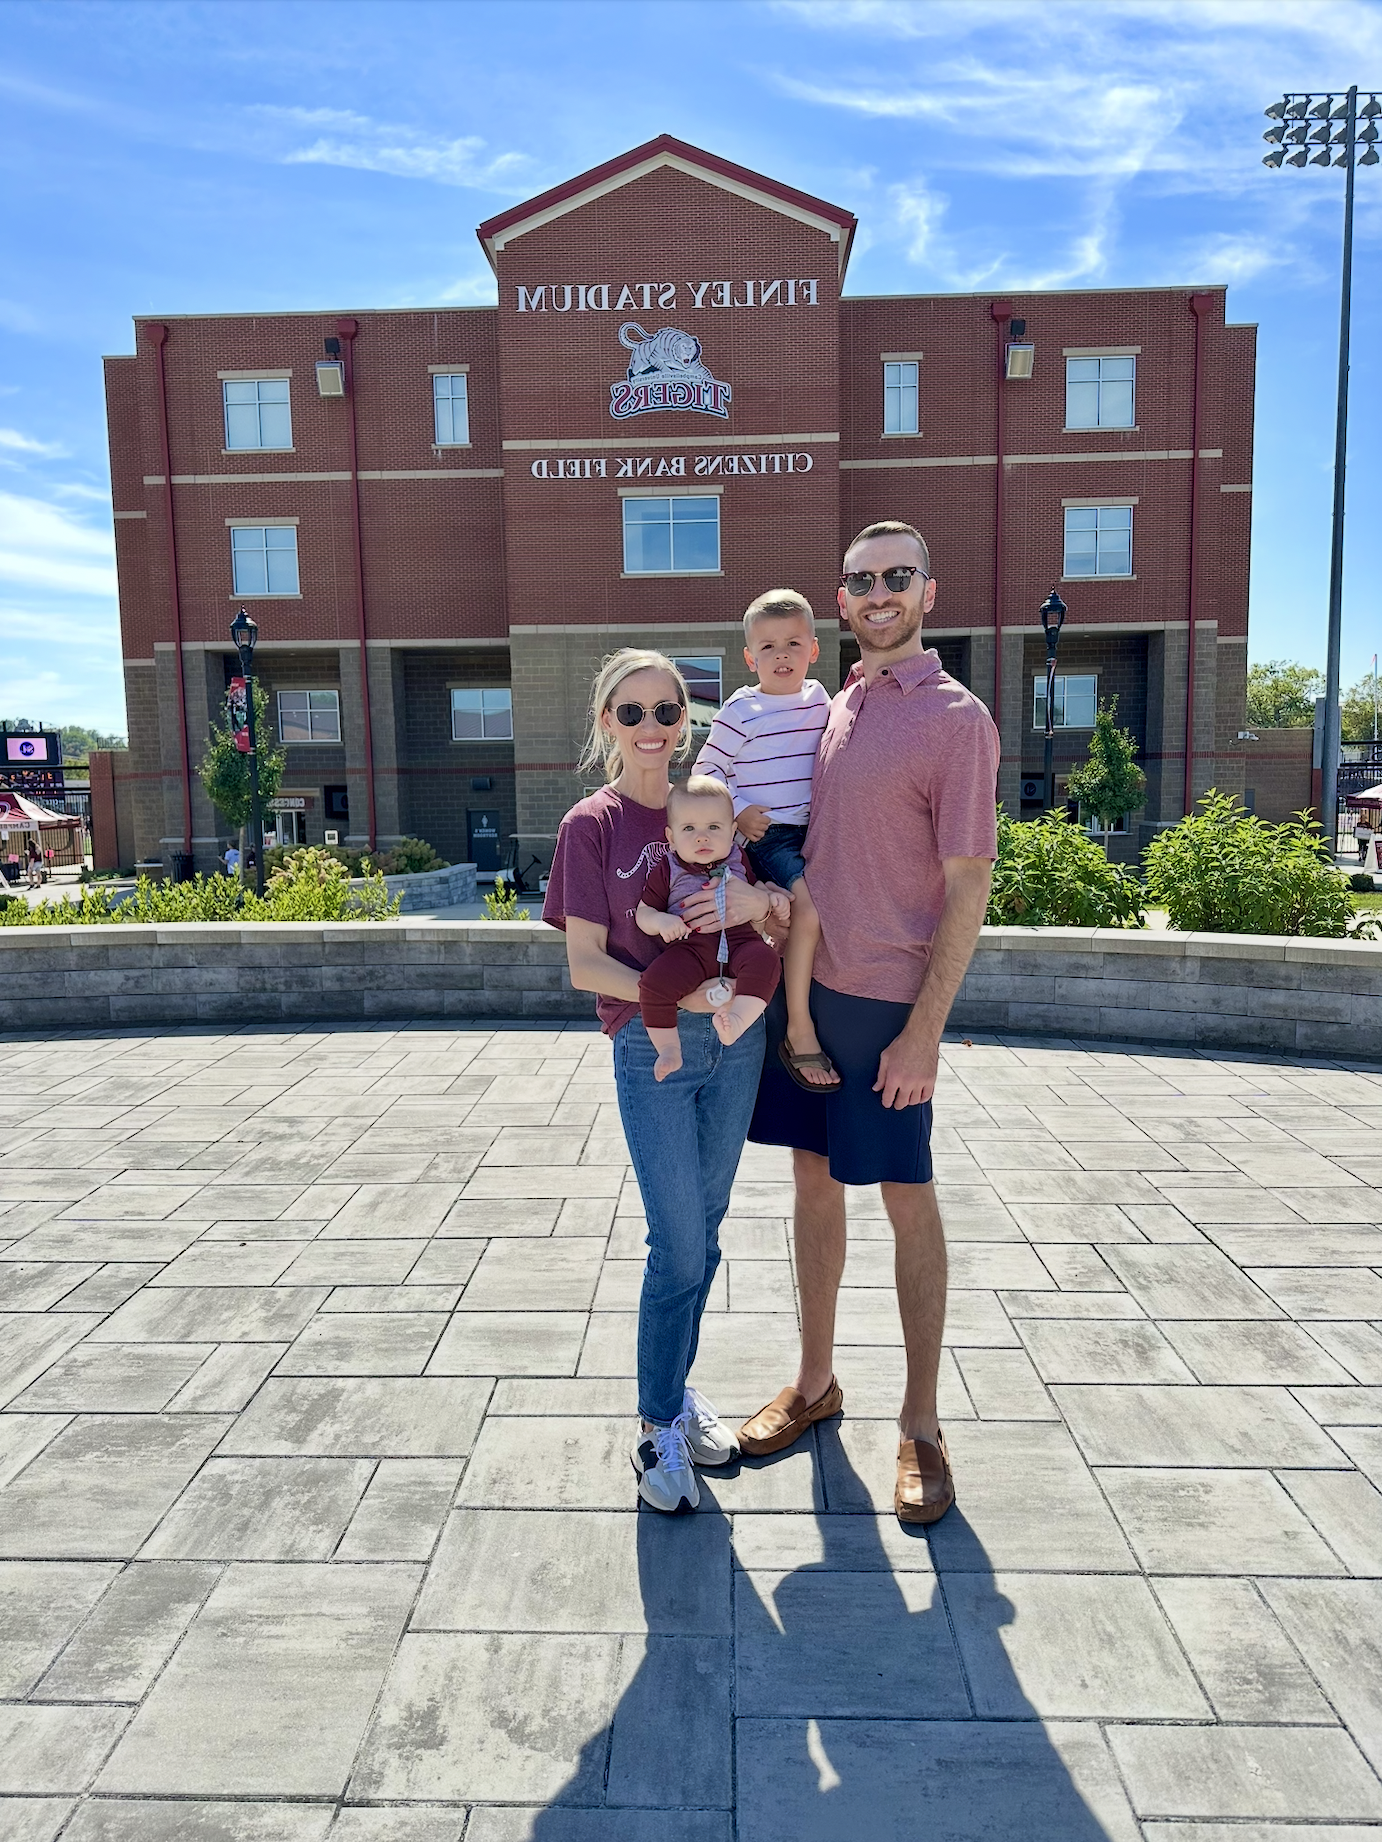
528, 1425, 1135, 1842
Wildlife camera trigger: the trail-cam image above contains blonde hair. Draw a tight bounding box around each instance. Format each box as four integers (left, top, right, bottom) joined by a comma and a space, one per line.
743, 588, 815, 644
667, 774, 735, 821
578, 648, 693, 783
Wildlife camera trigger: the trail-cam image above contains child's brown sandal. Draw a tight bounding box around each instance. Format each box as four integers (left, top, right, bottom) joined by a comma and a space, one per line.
778, 1042, 842, 1093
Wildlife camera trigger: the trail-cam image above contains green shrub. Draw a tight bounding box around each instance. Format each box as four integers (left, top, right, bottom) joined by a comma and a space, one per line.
0, 853, 400, 925
263, 836, 447, 879
483, 876, 530, 921
986, 810, 1146, 929
1349, 871, 1376, 893
1143, 792, 1372, 937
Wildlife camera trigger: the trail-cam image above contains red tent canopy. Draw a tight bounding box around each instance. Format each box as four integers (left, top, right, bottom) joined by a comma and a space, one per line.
0, 790, 79, 832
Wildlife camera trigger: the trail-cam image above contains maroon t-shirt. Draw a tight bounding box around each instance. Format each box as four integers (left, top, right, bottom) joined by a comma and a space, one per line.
542, 786, 671, 1036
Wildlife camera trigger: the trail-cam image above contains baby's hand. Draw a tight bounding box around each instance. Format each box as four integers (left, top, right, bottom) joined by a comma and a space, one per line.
767, 890, 792, 925
659, 914, 691, 941
736, 804, 771, 843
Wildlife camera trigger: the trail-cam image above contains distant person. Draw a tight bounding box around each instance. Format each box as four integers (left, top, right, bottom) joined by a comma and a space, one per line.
1357, 819, 1374, 866
223, 844, 241, 877
26, 841, 41, 887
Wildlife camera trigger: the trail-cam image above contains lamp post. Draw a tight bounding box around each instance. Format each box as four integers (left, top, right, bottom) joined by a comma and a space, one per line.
1263, 86, 1380, 853
1040, 588, 1068, 815
230, 608, 265, 898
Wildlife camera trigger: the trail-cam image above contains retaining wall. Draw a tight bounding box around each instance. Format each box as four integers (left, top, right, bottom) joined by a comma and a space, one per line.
2, 923, 1379, 1057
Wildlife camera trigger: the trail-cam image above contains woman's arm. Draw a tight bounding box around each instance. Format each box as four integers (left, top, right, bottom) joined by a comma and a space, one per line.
564, 916, 729, 1014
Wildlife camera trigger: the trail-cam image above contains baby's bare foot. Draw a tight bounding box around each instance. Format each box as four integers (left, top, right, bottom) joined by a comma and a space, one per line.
713, 1002, 758, 1047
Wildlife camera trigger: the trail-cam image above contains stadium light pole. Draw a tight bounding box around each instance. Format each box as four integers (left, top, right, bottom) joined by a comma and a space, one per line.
1263, 86, 1380, 851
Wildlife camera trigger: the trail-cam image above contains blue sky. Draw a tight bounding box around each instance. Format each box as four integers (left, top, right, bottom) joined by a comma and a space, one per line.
2, 0, 1380, 735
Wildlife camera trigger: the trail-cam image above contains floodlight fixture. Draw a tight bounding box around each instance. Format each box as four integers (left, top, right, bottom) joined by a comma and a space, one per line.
1261, 84, 1380, 849
1005, 342, 1035, 379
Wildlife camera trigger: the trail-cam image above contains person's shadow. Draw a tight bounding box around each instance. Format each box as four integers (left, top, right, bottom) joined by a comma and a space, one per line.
528, 1430, 1131, 1841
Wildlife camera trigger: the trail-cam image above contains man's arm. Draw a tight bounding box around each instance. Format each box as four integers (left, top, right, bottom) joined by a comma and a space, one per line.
874, 856, 992, 1111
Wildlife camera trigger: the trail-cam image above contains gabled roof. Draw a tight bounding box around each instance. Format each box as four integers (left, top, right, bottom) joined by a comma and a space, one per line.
476, 135, 857, 278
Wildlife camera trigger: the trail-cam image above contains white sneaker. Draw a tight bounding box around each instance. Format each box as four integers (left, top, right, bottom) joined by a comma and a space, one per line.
682, 1386, 739, 1466
632, 1414, 699, 1513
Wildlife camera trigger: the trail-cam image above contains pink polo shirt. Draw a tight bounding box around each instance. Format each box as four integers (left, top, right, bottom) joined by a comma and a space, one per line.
802, 648, 1000, 1005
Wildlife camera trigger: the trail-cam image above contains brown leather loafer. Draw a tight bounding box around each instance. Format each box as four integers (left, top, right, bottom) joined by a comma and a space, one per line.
738, 1378, 844, 1457
895, 1429, 955, 1524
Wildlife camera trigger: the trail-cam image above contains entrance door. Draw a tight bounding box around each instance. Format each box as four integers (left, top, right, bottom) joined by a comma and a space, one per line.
273, 812, 307, 847
467, 809, 503, 872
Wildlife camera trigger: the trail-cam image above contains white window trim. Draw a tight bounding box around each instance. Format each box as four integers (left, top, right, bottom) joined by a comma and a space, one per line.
431, 369, 471, 450
450, 686, 513, 744
618, 484, 725, 498
882, 358, 920, 438
277, 689, 342, 745
1060, 576, 1138, 584
1063, 503, 1134, 580
620, 569, 726, 580
227, 593, 303, 600
1033, 673, 1099, 730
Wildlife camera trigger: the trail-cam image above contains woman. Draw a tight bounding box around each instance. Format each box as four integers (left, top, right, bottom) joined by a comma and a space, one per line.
543, 650, 777, 1514
26, 840, 41, 888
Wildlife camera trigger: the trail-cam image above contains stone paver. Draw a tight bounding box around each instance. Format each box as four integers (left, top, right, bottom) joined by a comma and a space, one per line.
1, 1023, 1381, 1834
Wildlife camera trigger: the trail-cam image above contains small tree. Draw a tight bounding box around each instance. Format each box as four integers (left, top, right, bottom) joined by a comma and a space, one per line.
1247, 660, 1323, 729
1342, 670, 1380, 745
1065, 699, 1146, 854
197, 682, 286, 871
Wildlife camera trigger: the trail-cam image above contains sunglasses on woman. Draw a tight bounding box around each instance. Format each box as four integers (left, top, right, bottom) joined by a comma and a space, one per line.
614, 699, 685, 728
840, 565, 928, 597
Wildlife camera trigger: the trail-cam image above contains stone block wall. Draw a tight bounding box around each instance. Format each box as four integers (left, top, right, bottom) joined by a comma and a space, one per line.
2, 921, 1378, 1059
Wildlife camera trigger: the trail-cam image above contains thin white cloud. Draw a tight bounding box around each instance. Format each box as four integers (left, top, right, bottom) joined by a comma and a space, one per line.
437, 273, 501, 307
253, 106, 531, 194
0, 429, 68, 460
0, 491, 117, 600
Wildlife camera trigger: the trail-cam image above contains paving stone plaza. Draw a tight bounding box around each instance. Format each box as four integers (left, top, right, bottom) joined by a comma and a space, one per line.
2, 1020, 1381, 1840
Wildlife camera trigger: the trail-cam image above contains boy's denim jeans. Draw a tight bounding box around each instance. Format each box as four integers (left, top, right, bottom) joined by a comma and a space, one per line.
613, 1010, 766, 1426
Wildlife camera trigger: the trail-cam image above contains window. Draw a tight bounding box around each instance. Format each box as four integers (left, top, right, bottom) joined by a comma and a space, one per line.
223, 378, 292, 450
672, 656, 722, 726
1033, 674, 1098, 730
433, 372, 470, 446
1064, 506, 1132, 578
451, 688, 513, 741
622, 496, 720, 574
230, 525, 300, 596
883, 361, 919, 435
1066, 356, 1135, 429
277, 690, 340, 743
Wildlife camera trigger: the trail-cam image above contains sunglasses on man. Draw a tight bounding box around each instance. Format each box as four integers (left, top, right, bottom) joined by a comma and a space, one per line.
840, 565, 928, 597
614, 699, 685, 728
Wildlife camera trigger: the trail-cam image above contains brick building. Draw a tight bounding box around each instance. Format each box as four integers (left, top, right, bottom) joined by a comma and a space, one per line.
104, 135, 1256, 875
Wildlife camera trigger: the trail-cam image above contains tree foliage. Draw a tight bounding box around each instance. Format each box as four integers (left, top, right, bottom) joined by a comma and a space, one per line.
1342, 671, 1381, 745
1064, 699, 1147, 833
197, 682, 286, 829
1142, 791, 1372, 938
1246, 660, 1323, 729
986, 810, 1146, 929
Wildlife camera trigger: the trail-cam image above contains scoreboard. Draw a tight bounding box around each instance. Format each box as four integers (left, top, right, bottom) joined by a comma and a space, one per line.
0, 730, 65, 796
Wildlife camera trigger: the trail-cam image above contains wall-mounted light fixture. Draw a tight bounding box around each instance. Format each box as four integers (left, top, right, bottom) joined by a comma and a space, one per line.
1005, 318, 1035, 379
316, 337, 346, 397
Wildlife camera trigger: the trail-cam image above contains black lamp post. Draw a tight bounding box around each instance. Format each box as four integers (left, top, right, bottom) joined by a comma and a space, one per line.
230, 608, 265, 898
1040, 588, 1068, 815
1263, 86, 1380, 852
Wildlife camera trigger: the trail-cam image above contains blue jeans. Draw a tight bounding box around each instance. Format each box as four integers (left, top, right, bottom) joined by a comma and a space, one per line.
613, 1010, 766, 1426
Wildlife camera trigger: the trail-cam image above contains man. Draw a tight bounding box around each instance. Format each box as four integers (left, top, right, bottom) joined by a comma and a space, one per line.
739, 520, 999, 1523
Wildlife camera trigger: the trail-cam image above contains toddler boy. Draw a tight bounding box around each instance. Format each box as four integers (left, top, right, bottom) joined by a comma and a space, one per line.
637, 777, 786, 1082
695, 590, 839, 1090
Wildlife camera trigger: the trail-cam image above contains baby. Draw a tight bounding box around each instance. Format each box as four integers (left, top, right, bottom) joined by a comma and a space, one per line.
695, 589, 838, 1091
637, 776, 788, 1082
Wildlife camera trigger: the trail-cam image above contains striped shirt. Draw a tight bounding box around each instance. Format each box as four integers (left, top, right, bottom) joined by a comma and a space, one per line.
694, 680, 832, 823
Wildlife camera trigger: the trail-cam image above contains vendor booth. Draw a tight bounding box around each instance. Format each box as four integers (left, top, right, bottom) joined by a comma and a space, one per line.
0, 789, 86, 885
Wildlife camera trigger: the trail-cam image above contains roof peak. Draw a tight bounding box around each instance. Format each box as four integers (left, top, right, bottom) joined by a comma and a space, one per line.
476, 135, 857, 279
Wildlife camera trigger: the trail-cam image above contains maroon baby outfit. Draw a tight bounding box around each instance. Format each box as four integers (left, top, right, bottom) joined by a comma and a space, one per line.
637, 850, 780, 1031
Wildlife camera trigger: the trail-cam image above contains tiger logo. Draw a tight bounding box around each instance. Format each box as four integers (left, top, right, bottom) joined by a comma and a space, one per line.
610, 323, 732, 421
618, 323, 715, 386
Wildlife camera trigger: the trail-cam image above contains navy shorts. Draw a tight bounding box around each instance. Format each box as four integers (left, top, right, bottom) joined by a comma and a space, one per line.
744, 823, 808, 890
748, 979, 934, 1186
